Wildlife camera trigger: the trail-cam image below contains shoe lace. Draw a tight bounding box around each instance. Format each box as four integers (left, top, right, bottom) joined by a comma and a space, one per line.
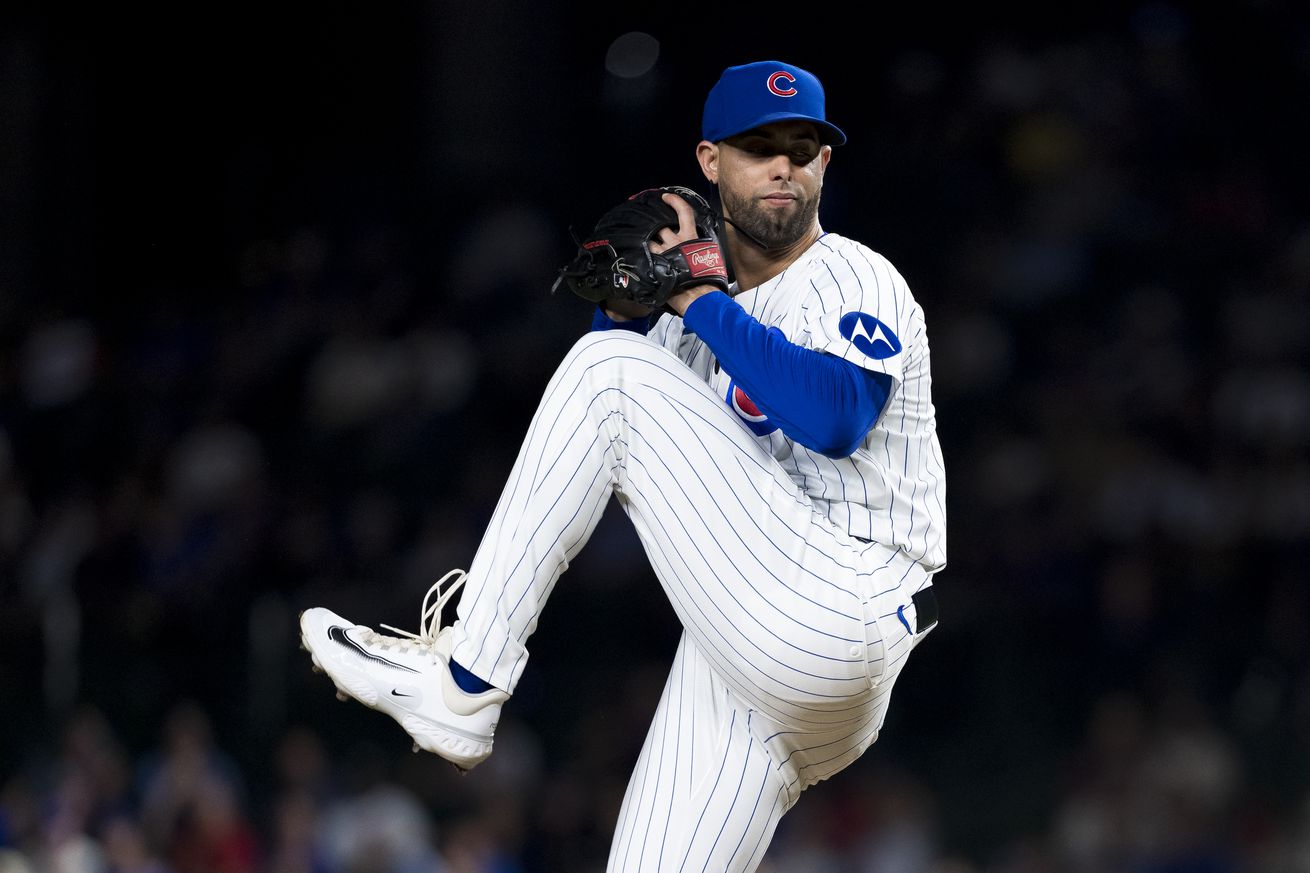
369, 569, 467, 665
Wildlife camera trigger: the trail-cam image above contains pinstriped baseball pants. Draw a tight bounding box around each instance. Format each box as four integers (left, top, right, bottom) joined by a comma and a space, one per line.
450, 331, 935, 871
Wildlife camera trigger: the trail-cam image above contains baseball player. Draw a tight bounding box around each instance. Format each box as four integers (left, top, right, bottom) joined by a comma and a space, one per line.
299, 60, 946, 872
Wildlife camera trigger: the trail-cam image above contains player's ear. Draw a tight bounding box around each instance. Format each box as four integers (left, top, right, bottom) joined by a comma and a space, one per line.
696, 141, 719, 185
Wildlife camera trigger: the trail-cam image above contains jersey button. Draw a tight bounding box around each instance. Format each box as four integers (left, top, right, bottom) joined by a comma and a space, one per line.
849, 644, 863, 657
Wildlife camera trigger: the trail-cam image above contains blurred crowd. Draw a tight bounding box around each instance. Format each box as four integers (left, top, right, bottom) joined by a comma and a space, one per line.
2, 2, 1309, 872
2, 679, 1309, 872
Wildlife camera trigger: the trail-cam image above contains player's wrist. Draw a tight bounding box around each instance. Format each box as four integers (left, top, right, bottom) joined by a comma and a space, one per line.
667, 284, 720, 317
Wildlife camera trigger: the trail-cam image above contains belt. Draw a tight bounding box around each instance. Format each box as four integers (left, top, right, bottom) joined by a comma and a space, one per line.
912, 586, 939, 632
854, 536, 939, 633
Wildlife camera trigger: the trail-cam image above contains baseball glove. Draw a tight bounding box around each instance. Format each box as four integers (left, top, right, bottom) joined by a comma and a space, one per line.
551, 185, 731, 309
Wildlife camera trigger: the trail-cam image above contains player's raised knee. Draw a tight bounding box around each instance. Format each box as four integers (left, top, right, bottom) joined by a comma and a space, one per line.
556, 330, 692, 398
565, 328, 667, 365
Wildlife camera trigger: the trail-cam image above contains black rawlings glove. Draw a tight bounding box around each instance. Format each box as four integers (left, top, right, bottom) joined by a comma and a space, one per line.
551, 185, 731, 309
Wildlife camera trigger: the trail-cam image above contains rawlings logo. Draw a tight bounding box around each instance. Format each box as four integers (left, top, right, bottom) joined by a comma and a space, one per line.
682, 242, 727, 277
690, 249, 721, 270
767, 71, 797, 97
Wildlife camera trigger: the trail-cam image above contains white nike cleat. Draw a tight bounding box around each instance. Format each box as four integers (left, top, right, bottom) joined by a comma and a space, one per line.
298, 570, 508, 772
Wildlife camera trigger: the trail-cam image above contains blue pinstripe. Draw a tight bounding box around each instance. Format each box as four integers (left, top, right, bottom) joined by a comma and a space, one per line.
677, 709, 738, 871
701, 713, 757, 873
724, 742, 775, 870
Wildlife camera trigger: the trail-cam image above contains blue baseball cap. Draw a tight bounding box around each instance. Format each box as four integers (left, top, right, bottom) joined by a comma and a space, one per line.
702, 60, 847, 146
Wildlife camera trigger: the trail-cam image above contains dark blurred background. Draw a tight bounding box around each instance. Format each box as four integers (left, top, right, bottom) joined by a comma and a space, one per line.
2, 1, 1308, 871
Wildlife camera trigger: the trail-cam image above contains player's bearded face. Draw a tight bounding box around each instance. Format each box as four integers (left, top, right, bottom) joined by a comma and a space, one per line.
718, 175, 821, 250
715, 123, 828, 251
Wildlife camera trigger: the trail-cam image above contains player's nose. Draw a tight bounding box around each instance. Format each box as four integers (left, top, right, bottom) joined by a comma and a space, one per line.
766, 152, 793, 181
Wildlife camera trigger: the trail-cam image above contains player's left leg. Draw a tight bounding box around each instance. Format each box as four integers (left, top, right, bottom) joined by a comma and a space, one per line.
607, 633, 792, 873
448, 330, 877, 718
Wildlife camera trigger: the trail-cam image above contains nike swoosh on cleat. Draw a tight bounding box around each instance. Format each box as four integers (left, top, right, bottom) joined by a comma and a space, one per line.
390, 689, 415, 698
327, 626, 418, 673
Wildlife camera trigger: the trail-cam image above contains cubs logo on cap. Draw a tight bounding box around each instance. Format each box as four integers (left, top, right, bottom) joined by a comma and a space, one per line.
702, 60, 847, 146
767, 71, 797, 97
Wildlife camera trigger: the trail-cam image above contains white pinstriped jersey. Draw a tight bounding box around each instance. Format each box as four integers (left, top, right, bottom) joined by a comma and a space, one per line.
648, 232, 947, 571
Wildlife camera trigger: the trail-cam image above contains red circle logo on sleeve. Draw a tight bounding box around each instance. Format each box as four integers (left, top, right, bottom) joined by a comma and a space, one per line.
726, 379, 779, 436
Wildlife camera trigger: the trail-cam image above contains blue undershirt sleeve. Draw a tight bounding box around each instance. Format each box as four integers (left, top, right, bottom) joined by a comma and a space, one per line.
590, 306, 651, 335
681, 292, 892, 458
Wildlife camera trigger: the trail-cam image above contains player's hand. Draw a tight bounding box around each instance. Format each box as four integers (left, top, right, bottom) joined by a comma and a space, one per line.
601, 191, 706, 321
654, 192, 722, 316
554, 185, 728, 314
